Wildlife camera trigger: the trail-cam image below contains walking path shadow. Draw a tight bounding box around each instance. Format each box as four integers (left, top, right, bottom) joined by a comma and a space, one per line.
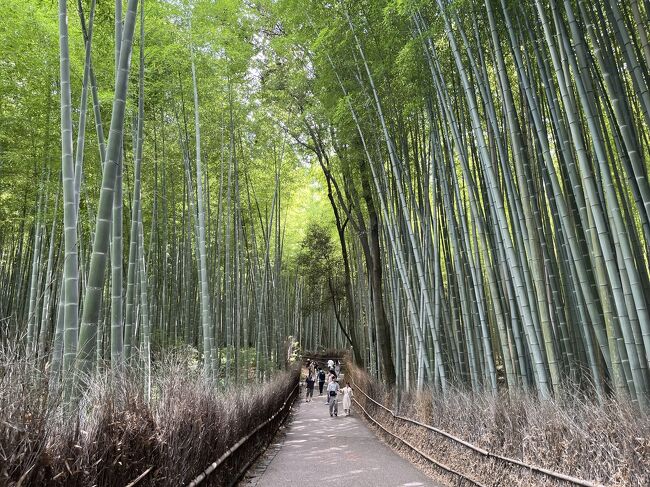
241, 388, 440, 486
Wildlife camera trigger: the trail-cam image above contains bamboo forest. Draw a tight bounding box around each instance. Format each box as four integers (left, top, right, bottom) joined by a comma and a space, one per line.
2, 0, 650, 485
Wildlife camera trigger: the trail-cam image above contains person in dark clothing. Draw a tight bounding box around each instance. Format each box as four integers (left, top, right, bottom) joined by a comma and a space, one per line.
318, 368, 326, 395
307, 360, 315, 378
305, 374, 315, 402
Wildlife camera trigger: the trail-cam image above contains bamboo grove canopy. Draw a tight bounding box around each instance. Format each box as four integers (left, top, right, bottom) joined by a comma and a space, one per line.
1, 0, 650, 409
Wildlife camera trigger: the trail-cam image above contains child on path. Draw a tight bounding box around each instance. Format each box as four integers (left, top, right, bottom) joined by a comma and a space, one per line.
327, 379, 340, 417
341, 382, 353, 416
317, 368, 326, 395
305, 374, 315, 402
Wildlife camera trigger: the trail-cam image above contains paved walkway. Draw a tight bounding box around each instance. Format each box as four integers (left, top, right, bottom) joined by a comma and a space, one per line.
246, 387, 440, 487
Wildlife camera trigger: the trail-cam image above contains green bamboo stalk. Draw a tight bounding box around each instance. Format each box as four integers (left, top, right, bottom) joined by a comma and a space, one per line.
74, 0, 140, 394
58, 0, 80, 394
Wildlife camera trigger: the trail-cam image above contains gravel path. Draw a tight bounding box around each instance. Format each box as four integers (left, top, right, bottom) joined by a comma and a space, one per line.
242, 388, 441, 487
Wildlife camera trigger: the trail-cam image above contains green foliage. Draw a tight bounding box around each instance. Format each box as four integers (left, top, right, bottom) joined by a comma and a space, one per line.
296, 222, 344, 313
0, 1, 60, 229
6, 0, 650, 405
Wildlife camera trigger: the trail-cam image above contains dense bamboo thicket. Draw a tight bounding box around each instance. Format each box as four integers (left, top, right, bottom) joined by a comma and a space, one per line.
2, 1, 650, 474
253, 0, 650, 409
0, 0, 328, 402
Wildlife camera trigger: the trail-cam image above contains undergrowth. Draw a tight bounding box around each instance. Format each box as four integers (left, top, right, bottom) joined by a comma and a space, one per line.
348, 365, 650, 487
0, 347, 300, 486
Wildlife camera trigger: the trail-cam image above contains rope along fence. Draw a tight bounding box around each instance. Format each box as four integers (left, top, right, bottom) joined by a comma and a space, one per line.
350, 377, 602, 487
187, 382, 300, 486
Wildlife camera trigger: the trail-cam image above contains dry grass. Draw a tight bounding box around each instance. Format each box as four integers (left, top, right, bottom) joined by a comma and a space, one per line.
0, 347, 300, 486
348, 365, 650, 487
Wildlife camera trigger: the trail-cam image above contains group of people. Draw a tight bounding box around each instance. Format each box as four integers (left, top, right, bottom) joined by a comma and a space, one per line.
304, 359, 353, 417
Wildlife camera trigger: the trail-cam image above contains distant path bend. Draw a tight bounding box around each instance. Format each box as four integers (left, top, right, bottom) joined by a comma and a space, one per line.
244, 380, 441, 486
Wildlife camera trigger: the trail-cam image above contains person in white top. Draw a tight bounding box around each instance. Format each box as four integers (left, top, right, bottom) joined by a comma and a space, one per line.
327, 359, 334, 369
340, 382, 354, 416
327, 379, 340, 417
325, 369, 336, 404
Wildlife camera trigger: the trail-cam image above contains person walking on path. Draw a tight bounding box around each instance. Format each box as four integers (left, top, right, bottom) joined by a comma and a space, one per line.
328, 368, 336, 383
327, 359, 334, 369
326, 370, 336, 404
327, 379, 340, 417
307, 360, 315, 378
317, 368, 326, 396
305, 374, 315, 402
334, 360, 341, 377
341, 382, 353, 416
